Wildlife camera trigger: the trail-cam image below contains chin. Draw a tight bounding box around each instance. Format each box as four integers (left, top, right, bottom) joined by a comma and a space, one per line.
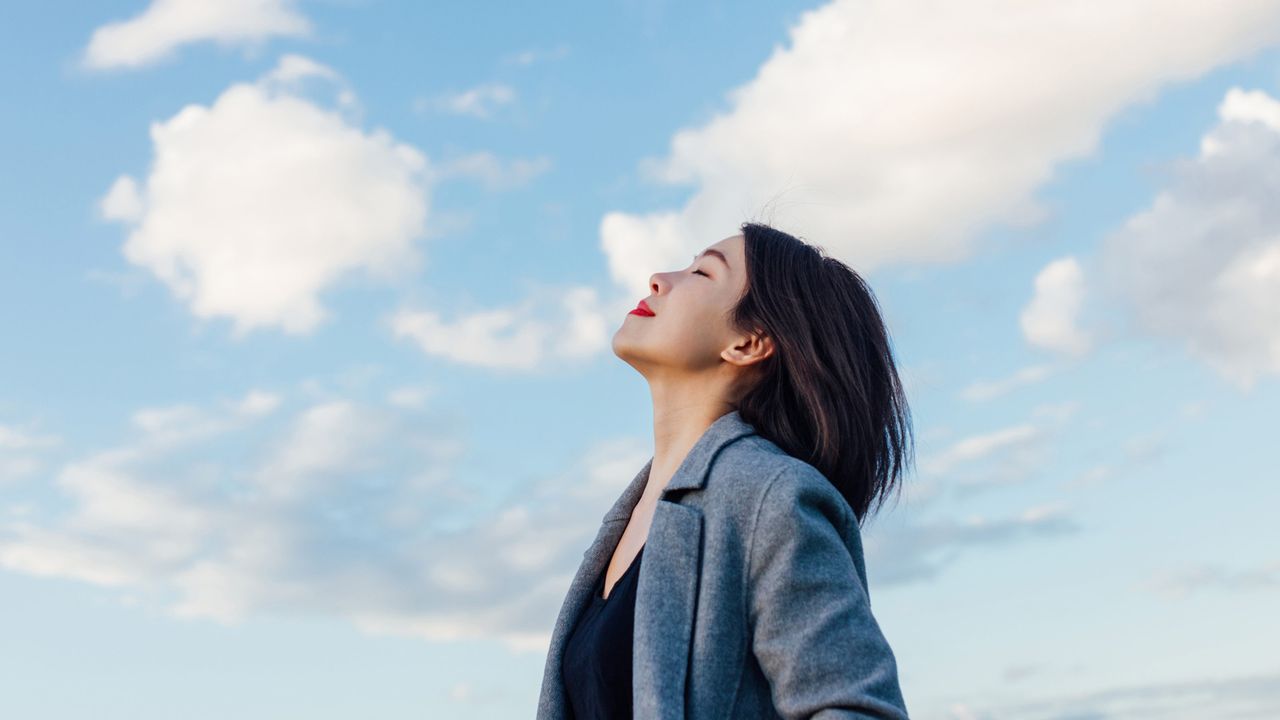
611, 331, 648, 366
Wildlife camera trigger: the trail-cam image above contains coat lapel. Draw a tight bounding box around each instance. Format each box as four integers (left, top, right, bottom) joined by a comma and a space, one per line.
633, 498, 703, 719
537, 459, 650, 719
537, 410, 758, 719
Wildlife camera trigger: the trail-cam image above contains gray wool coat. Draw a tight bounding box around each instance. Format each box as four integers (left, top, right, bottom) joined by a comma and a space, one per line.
536, 410, 910, 719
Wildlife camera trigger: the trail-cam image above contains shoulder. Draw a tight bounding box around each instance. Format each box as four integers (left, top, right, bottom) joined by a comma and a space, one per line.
708, 434, 855, 530
707, 434, 872, 595
735, 444, 872, 600
754, 458, 856, 542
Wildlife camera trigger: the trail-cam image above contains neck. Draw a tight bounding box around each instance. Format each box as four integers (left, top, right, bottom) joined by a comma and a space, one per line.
644, 395, 735, 501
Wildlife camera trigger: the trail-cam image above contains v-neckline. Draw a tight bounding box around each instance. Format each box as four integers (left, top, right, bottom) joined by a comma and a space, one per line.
600, 544, 644, 602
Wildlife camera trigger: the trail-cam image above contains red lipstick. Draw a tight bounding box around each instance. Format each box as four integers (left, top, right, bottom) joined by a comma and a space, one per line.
629, 299, 655, 317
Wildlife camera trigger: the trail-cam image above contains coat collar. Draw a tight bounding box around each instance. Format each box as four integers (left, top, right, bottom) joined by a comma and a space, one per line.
600, 408, 759, 522
537, 408, 759, 719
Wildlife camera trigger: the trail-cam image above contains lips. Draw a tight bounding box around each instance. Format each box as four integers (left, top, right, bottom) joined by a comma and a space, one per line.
630, 299, 655, 317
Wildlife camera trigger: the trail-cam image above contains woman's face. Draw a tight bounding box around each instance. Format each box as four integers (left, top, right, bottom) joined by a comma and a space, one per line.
613, 233, 760, 378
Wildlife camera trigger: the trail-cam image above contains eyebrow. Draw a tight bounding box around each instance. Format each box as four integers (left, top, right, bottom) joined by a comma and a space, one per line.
694, 248, 730, 272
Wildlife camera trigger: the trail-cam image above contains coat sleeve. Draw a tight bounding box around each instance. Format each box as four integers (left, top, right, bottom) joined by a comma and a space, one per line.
746, 466, 910, 720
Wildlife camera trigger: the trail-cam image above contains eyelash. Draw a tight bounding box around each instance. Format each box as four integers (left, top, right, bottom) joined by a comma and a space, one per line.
692, 268, 709, 277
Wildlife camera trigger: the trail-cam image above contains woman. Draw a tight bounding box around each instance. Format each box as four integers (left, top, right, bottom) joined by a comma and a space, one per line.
537, 222, 913, 719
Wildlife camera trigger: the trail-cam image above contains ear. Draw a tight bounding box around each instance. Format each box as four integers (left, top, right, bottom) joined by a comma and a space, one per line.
723, 331, 774, 369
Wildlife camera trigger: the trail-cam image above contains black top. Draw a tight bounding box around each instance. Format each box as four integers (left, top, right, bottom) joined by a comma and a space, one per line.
562, 543, 645, 720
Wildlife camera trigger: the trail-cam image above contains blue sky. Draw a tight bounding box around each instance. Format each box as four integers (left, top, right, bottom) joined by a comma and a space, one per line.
3, 1, 1280, 718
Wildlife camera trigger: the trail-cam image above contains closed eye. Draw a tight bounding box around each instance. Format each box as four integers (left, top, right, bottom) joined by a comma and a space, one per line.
692, 268, 709, 277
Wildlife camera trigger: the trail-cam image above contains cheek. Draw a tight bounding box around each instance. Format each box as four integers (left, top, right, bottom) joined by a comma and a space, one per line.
656, 306, 730, 361
616, 286, 730, 361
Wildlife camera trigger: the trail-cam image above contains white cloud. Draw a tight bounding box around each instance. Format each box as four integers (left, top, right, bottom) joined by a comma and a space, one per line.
0, 424, 60, 451
0, 422, 61, 486
503, 44, 570, 67
0, 386, 1098, 654
1099, 87, 1280, 390
1029, 399, 1081, 424
416, 83, 517, 119
868, 501, 1079, 585
262, 52, 336, 84
599, 0, 1280, 296
385, 385, 436, 410
250, 400, 394, 502
388, 285, 614, 371
1141, 559, 1280, 599
99, 55, 432, 338
903, 402, 1090, 507
82, 0, 311, 70
233, 390, 282, 417
949, 669, 1280, 719
0, 387, 649, 654
958, 364, 1056, 402
1020, 257, 1091, 356
98, 175, 144, 222
919, 424, 1041, 478
435, 151, 553, 191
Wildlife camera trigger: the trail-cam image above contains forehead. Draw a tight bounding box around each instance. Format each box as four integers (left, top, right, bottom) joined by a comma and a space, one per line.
704, 233, 743, 256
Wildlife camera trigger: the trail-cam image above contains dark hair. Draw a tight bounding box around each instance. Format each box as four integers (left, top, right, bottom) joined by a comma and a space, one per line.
729, 221, 914, 526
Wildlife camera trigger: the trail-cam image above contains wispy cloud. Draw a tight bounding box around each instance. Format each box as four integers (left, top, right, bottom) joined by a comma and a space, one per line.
906, 398, 1083, 507
435, 151, 553, 191
0, 422, 61, 486
0, 386, 649, 654
387, 285, 613, 371
82, 0, 311, 70
958, 364, 1056, 402
1140, 559, 1280, 599
416, 83, 517, 119
945, 668, 1280, 719
919, 424, 1043, 479
867, 503, 1080, 586
502, 43, 570, 67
